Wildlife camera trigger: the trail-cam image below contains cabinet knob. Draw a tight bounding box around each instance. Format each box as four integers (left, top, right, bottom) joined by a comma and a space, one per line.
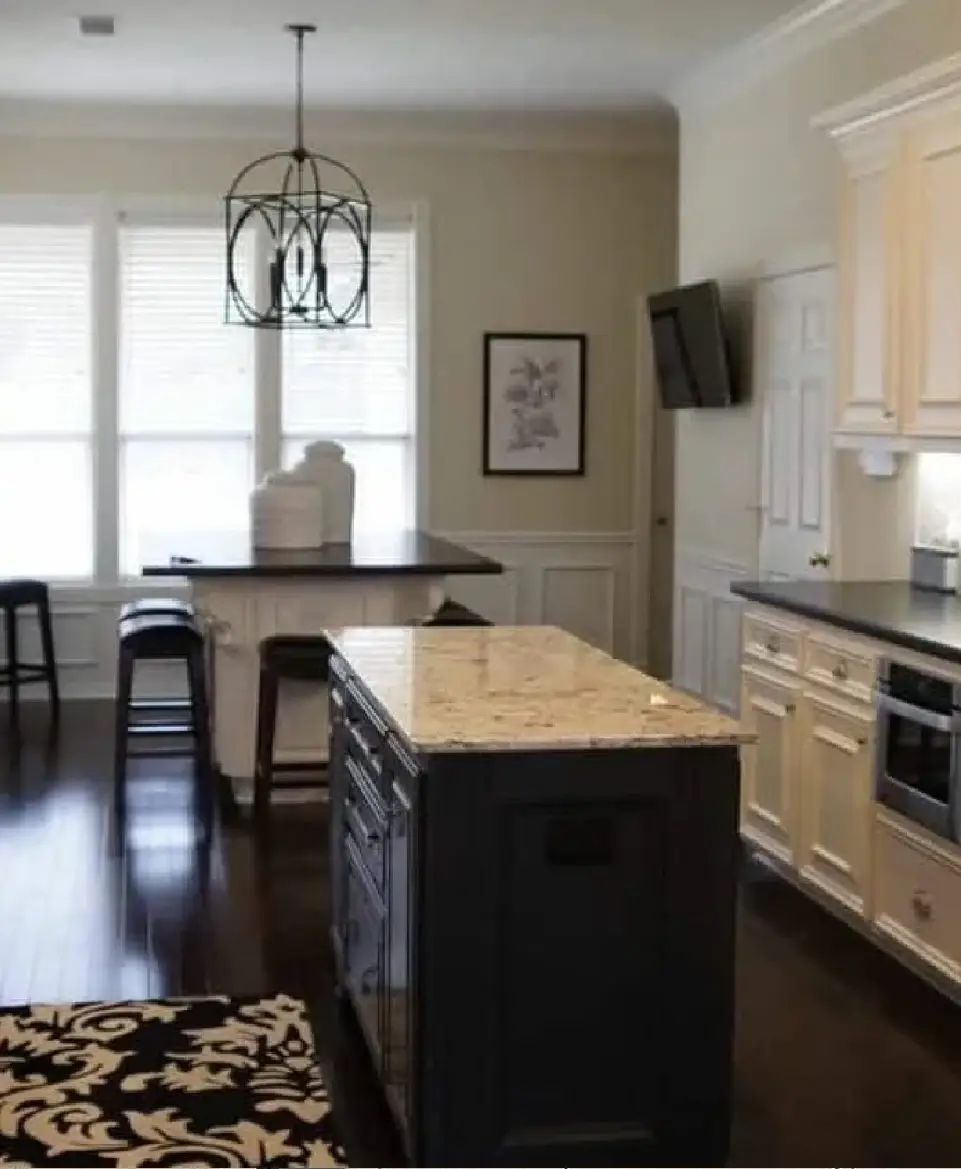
785, 702, 797, 715
766, 636, 780, 654
832, 662, 849, 681
883, 408, 895, 420
809, 551, 832, 569
912, 890, 933, 921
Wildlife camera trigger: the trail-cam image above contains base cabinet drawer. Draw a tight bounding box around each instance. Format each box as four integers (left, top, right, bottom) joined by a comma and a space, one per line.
874, 814, 961, 981
743, 611, 802, 674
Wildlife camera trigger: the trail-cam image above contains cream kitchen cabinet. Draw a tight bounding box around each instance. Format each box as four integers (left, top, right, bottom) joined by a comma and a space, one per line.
834, 128, 902, 436
739, 599, 961, 997
799, 689, 874, 916
901, 109, 961, 436
739, 665, 801, 866
822, 55, 961, 443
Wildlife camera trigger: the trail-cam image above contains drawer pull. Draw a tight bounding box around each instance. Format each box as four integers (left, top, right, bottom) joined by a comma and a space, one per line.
766, 636, 781, 654
832, 662, 849, 681
912, 890, 933, 921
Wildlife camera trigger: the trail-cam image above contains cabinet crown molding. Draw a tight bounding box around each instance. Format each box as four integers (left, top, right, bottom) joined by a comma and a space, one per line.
814, 51, 961, 140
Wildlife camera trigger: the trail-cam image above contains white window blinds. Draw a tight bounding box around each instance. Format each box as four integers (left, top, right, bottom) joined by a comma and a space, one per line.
118, 221, 256, 574
281, 226, 416, 531
0, 223, 93, 577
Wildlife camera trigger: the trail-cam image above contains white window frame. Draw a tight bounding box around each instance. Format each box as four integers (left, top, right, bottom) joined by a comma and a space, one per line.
0, 195, 429, 593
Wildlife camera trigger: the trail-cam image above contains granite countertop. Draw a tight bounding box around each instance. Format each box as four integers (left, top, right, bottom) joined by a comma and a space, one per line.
140, 530, 502, 579
327, 625, 753, 752
732, 579, 961, 665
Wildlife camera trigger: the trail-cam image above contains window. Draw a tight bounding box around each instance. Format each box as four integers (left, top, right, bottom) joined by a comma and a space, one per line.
118, 221, 256, 576
0, 201, 418, 583
0, 223, 94, 578
281, 226, 416, 532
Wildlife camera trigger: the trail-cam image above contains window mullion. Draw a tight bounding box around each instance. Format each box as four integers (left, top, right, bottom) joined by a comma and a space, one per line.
254, 226, 281, 479
92, 202, 120, 585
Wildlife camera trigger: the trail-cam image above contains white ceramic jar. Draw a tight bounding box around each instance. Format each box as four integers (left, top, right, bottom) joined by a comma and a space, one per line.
250, 472, 325, 549
289, 440, 356, 544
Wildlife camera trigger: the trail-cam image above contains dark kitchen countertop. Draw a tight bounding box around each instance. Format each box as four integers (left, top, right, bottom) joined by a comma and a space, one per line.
141, 530, 503, 580
732, 579, 961, 666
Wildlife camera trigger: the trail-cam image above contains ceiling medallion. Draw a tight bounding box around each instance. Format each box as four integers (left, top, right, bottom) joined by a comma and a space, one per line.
224, 24, 372, 329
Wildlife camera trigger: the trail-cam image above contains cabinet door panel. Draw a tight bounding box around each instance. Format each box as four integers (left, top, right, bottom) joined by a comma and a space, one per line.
384, 771, 416, 1143
800, 691, 873, 915
903, 118, 961, 435
837, 157, 900, 433
739, 668, 799, 864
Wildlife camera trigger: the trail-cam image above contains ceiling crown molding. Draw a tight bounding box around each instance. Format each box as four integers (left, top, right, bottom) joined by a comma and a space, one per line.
669, 0, 908, 115
812, 49, 961, 137
0, 100, 678, 156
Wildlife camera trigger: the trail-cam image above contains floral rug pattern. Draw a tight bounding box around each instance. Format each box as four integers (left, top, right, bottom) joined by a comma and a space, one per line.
0, 993, 346, 1166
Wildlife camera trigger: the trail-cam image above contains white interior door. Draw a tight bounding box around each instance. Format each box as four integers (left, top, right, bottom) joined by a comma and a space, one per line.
758, 265, 836, 581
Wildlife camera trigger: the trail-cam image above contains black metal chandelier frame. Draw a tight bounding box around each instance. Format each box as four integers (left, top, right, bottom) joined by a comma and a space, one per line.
224, 23, 373, 330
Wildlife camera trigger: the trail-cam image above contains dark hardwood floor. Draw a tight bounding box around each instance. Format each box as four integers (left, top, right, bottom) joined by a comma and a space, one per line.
2, 700, 961, 1166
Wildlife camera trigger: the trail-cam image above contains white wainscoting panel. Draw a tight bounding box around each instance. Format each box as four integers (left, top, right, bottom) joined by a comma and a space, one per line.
26, 531, 637, 702
673, 547, 752, 714
440, 532, 637, 663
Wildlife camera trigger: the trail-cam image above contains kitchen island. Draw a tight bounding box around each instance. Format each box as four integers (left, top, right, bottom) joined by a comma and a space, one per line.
326, 624, 752, 1166
142, 531, 501, 792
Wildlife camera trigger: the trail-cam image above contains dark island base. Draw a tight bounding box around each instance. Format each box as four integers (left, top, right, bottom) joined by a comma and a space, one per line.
328, 667, 741, 1167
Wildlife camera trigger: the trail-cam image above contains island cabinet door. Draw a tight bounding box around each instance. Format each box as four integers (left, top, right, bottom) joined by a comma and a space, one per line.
328, 682, 349, 975
799, 691, 874, 916
740, 666, 801, 866
343, 835, 387, 1073
382, 754, 419, 1154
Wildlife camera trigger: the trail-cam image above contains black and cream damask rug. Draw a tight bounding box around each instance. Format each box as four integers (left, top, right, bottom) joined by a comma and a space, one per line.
0, 993, 347, 1166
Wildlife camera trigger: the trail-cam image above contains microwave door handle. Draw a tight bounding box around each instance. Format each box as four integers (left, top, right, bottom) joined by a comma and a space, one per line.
878, 694, 957, 734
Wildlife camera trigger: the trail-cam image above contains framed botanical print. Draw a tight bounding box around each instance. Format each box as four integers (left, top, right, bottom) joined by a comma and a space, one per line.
482, 332, 587, 476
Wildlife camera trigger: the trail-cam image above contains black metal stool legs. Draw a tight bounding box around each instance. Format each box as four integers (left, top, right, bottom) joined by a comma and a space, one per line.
37, 589, 60, 723
254, 662, 280, 825
4, 602, 19, 730
186, 644, 214, 840
114, 642, 135, 823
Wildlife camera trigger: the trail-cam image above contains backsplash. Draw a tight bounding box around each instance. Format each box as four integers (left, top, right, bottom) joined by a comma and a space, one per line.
916, 453, 961, 546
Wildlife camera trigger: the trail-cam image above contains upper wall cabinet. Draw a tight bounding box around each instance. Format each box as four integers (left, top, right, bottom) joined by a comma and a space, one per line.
819, 55, 961, 445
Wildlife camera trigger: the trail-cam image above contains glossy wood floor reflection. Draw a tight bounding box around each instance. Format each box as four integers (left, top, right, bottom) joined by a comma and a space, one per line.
2, 702, 961, 1166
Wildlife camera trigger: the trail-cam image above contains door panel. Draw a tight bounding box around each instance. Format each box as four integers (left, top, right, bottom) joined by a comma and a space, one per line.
800, 691, 873, 915
739, 667, 800, 864
758, 266, 836, 580
903, 119, 961, 435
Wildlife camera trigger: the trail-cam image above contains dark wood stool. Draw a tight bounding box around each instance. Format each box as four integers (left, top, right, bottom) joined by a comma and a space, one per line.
254, 635, 332, 823
114, 613, 213, 836
0, 579, 60, 728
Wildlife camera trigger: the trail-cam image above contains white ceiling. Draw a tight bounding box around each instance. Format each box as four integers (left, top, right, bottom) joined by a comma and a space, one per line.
0, 0, 805, 112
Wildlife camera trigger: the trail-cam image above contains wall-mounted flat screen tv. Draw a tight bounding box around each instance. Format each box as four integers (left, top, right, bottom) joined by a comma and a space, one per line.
647, 280, 736, 409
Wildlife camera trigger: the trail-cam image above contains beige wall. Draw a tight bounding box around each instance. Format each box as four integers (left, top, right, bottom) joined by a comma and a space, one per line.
676, 0, 961, 566
0, 122, 678, 537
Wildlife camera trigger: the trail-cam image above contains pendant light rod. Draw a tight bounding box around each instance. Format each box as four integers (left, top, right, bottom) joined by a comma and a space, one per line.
285, 23, 316, 156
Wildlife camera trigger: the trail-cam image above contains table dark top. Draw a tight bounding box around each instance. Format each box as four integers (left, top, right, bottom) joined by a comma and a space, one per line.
732, 578, 961, 665
141, 530, 503, 580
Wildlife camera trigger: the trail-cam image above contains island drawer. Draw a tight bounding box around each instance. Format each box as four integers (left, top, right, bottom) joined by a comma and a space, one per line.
743, 609, 802, 674
344, 754, 387, 891
805, 633, 877, 704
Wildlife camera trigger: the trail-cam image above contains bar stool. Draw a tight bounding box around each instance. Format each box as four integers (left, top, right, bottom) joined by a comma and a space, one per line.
254, 635, 332, 824
114, 612, 213, 835
0, 579, 59, 728
119, 597, 195, 623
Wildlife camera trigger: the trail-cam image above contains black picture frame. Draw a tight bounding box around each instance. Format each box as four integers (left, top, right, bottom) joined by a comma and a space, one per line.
482, 332, 588, 477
